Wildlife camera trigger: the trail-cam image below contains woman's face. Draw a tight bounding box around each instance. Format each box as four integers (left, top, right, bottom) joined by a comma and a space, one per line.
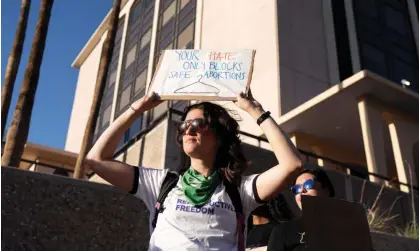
182, 109, 218, 159
294, 173, 326, 210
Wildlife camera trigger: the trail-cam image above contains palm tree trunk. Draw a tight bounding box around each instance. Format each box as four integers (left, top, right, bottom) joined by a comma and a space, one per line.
1, 0, 54, 168
73, 0, 121, 179
1, 0, 31, 139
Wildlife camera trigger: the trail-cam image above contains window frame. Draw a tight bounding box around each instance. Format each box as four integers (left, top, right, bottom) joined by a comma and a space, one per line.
94, 16, 126, 142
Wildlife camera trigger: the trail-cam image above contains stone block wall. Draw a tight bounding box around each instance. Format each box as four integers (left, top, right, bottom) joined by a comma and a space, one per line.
3, 166, 419, 251
2, 167, 150, 251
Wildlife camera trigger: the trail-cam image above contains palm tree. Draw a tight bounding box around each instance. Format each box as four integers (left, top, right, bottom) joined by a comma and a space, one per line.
1, 0, 32, 139
1, 0, 54, 168
73, 0, 121, 179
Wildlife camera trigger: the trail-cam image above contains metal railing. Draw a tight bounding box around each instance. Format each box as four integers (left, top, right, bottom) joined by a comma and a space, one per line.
3, 104, 415, 193
239, 130, 419, 192
111, 108, 419, 192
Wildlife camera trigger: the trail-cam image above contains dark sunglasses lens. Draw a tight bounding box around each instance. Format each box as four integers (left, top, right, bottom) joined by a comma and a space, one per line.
177, 122, 188, 134
304, 179, 315, 190
189, 123, 198, 133
291, 185, 300, 195
192, 119, 206, 129
178, 119, 207, 135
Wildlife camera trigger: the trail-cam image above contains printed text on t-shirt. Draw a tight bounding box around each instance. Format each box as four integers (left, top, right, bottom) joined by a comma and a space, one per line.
175, 199, 236, 215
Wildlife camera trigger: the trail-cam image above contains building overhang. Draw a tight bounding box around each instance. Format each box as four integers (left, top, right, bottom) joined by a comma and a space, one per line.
20, 142, 78, 170
71, 0, 129, 68
278, 70, 419, 153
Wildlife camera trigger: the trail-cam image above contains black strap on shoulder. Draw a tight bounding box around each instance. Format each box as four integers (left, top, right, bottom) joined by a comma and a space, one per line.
224, 178, 245, 251
223, 179, 243, 214
151, 171, 179, 229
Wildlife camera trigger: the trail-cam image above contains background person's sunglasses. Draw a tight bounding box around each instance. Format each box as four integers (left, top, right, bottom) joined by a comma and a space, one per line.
291, 178, 316, 195
177, 118, 208, 135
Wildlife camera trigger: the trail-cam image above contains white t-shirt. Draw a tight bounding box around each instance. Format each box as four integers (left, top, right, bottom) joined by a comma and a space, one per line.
131, 167, 263, 251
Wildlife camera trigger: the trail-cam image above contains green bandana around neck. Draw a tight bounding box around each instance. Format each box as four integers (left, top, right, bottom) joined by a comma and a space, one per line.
181, 167, 221, 206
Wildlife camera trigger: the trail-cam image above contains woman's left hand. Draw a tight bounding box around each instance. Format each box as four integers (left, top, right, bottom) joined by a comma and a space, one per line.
235, 90, 264, 116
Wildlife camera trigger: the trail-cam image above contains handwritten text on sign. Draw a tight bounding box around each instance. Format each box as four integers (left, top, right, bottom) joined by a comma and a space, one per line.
149, 49, 255, 100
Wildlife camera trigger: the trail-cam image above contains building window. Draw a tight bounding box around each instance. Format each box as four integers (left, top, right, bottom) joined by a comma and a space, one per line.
94, 16, 126, 143
135, 70, 147, 97
117, 0, 155, 115
115, 0, 156, 145
178, 21, 194, 49
361, 43, 388, 78
171, 99, 189, 112
180, 0, 191, 9
151, 0, 196, 122
165, 41, 174, 50
102, 105, 112, 127
356, 0, 378, 19
353, 0, 419, 93
140, 29, 152, 48
119, 85, 132, 111
383, 5, 407, 35
108, 71, 117, 87
125, 45, 137, 68
154, 0, 196, 69
331, 0, 353, 81
162, 1, 176, 26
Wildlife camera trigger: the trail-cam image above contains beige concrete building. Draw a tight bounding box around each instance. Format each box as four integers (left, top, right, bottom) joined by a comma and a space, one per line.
66, 0, 419, 218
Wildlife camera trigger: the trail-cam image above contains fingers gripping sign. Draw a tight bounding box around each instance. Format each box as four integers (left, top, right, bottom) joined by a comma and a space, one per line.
234, 89, 263, 115
130, 92, 164, 113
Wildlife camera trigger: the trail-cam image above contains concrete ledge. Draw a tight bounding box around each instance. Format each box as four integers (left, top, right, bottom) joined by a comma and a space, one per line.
1, 167, 150, 250
2, 167, 419, 251
371, 232, 419, 251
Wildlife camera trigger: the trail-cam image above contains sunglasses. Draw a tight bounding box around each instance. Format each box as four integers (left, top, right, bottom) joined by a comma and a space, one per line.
291, 178, 316, 195
177, 118, 208, 135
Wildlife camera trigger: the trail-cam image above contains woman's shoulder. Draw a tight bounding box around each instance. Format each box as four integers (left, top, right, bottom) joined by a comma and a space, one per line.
137, 166, 170, 172
135, 166, 172, 180
132, 166, 171, 190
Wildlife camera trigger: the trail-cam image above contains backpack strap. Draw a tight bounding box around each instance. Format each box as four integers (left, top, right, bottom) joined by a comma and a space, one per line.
224, 179, 245, 251
151, 171, 179, 229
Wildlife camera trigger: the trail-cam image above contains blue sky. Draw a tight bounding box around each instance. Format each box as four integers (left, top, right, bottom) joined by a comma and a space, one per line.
2, 0, 113, 149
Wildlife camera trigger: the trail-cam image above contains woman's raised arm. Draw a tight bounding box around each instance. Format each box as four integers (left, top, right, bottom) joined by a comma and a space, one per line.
83, 93, 163, 192
235, 91, 302, 201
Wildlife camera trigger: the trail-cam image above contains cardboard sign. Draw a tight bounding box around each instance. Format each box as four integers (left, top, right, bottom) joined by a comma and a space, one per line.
301, 196, 373, 251
148, 49, 256, 100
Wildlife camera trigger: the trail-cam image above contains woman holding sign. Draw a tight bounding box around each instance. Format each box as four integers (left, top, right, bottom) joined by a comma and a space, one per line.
84, 91, 302, 251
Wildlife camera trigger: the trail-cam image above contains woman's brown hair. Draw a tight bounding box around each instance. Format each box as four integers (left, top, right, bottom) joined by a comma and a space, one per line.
177, 102, 248, 185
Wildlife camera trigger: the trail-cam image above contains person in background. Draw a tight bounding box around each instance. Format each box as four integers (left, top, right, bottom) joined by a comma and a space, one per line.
247, 194, 294, 249
247, 204, 275, 249
267, 168, 335, 251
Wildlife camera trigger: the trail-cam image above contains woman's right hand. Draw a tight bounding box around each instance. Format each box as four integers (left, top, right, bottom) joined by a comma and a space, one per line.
85, 91, 163, 192
131, 92, 164, 113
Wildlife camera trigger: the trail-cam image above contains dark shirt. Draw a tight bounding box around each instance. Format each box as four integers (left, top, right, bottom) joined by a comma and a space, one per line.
246, 222, 276, 248
267, 219, 307, 251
